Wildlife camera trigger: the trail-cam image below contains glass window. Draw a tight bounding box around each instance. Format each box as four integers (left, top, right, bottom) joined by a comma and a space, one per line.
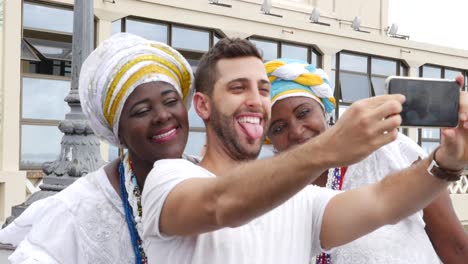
339, 53, 367, 73
311, 50, 320, 67
422, 66, 442, 78
250, 39, 278, 62
23, 2, 73, 33
214, 34, 220, 45
371, 76, 386, 96
172, 26, 209, 52
329, 70, 336, 94
21, 125, 62, 168
339, 72, 370, 102
421, 141, 439, 154
281, 43, 308, 61
421, 128, 440, 139
371, 58, 397, 76
21, 39, 40, 61
188, 106, 205, 128
126, 19, 168, 43
22, 77, 70, 120
444, 69, 462, 80
184, 131, 206, 157
338, 104, 349, 118
465, 75, 468, 92
112, 19, 122, 35
25, 38, 72, 61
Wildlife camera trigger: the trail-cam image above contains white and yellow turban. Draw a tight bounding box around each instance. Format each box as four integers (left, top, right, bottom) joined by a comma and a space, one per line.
265, 58, 336, 114
79, 33, 194, 146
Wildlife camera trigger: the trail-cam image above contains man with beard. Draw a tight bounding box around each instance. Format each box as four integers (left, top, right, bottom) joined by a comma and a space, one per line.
141, 38, 468, 264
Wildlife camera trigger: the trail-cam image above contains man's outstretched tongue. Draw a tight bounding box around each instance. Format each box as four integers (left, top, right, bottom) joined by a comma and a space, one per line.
239, 122, 263, 140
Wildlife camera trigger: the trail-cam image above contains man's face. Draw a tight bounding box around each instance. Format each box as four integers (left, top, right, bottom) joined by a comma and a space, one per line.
209, 56, 271, 161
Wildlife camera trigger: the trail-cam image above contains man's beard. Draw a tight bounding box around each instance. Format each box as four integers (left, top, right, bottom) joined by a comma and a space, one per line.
210, 102, 265, 161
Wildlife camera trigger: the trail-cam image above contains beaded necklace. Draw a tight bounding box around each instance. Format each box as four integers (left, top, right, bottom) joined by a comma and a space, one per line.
119, 154, 148, 264
315, 167, 347, 264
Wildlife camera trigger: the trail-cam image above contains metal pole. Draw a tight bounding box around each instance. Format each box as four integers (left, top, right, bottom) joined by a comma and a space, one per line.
3, 0, 103, 226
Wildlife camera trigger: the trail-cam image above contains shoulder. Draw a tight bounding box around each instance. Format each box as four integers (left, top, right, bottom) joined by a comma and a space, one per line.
291, 185, 340, 212
150, 159, 211, 182
54, 167, 117, 211
144, 159, 212, 199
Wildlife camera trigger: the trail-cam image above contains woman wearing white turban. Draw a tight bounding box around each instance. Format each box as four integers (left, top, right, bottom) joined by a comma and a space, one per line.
0, 33, 195, 264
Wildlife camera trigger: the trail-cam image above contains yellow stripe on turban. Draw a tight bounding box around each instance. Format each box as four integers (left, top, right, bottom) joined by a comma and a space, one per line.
79, 33, 194, 146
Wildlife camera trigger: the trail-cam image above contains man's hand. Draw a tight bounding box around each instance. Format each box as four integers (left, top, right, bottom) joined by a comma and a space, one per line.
319, 94, 405, 167
437, 75, 468, 170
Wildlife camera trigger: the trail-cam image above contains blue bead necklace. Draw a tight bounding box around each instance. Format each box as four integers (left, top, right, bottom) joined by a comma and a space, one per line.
119, 160, 147, 264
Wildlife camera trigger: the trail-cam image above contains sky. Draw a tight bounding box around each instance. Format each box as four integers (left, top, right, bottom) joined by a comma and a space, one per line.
388, 0, 468, 50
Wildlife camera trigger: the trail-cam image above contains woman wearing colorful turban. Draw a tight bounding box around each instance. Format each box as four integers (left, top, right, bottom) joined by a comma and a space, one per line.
266, 58, 468, 263
1, 33, 195, 264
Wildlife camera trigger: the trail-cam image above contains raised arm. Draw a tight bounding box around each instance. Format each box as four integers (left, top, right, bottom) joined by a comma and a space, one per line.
320, 91, 468, 249
151, 94, 405, 236
423, 190, 468, 263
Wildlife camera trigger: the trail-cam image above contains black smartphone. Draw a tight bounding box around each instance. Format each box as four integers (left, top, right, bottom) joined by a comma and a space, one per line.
385, 76, 459, 127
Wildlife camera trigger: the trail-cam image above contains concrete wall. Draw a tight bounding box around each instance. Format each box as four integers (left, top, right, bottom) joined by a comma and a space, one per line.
0, 0, 25, 224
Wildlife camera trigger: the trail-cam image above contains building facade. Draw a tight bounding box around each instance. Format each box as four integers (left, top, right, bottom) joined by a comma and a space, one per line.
0, 0, 467, 229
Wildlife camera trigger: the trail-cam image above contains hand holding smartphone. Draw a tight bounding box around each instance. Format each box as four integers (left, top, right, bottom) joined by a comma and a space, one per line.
385, 76, 460, 127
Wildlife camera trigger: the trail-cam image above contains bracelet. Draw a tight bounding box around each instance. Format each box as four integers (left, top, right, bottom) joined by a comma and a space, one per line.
426, 147, 464, 182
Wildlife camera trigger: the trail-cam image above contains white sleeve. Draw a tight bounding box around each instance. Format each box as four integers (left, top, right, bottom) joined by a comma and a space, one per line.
7, 198, 81, 264
305, 186, 340, 256
8, 240, 60, 264
0, 198, 51, 247
142, 159, 209, 240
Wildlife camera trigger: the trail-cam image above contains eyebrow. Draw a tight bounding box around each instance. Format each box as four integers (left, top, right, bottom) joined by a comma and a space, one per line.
129, 89, 177, 113
227, 78, 249, 85
161, 89, 177, 96
226, 78, 271, 85
293, 103, 310, 112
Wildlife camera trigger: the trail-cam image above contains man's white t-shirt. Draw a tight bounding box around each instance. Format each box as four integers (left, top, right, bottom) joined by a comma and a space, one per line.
142, 159, 338, 264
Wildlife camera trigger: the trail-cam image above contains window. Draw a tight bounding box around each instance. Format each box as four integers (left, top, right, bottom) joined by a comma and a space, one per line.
20, 2, 76, 169
23, 2, 73, 33
281, 43, 308, 61
332, 52, 406, 121
418, 65, 468, 153
249, 38, 278, 62
249, 37, 321, 67
126, 18, 168, 43
172, 26, 210, 52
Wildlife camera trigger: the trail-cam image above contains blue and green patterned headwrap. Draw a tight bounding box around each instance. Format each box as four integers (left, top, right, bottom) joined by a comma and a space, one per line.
265, 58, 336, 114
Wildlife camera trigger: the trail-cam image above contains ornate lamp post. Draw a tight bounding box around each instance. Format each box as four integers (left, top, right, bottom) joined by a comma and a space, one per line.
3, 0, 103, 226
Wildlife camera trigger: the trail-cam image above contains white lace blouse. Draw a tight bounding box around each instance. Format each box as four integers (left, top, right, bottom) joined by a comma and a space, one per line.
3, 168, 134, 264
330, 134, 440, 264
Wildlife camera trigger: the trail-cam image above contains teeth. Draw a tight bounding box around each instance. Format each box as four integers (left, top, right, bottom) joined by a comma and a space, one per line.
152, 128, 176, 140
238, 116, 260, 124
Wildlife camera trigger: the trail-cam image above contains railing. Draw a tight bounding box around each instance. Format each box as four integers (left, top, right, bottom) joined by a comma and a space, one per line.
448, 174, 468, 194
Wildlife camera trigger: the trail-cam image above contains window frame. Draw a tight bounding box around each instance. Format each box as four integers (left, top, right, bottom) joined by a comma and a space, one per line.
333, 51, 408, 121
248, 36, 322, 67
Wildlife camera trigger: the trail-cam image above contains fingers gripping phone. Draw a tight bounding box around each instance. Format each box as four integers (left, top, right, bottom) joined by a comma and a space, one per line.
385, 76, 460, 127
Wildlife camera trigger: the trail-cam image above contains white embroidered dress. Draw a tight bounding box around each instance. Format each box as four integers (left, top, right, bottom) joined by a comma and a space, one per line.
330, 134, 440, 264
1, 167, 134, 264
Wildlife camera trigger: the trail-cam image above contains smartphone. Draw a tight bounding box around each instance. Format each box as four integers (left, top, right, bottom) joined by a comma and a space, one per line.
385, 76, 459, 127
